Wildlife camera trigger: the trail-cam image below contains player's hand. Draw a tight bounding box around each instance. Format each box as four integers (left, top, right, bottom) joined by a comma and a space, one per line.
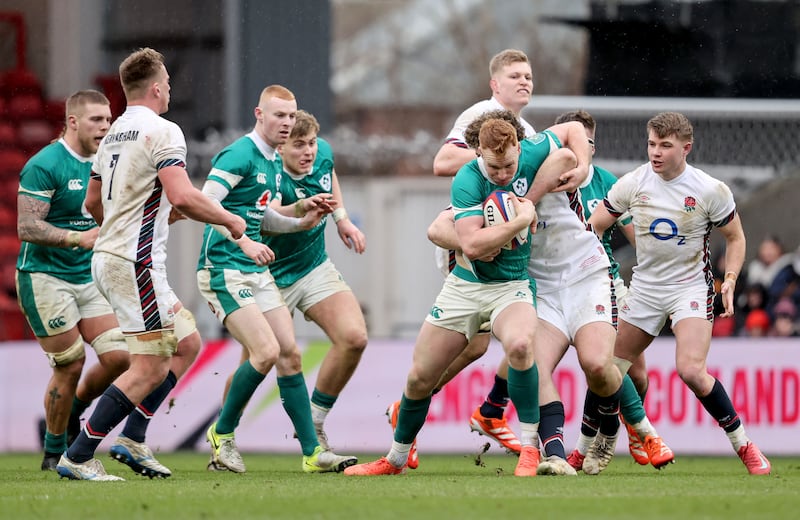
301, 193, 337, 215
477, 247, 501, 262
298, 206, 328, 230
79, 227, 100, 250
719, 278, 737, 318
510, 195, 535, 225
529, 205, 538, 235
168, 207, 187, 225
236, 236, 275, 266
337, 219, 366, 253
551, 166, 584, 193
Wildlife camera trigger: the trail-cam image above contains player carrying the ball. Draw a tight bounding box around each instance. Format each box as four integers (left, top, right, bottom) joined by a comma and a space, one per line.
345, 116, 577, 477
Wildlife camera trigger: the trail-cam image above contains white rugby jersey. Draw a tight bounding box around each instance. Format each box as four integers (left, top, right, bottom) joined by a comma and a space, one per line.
603, 162, 736, 288
528, 190, 609, 294
92, 106, 187, 268
444, 97, 535, 146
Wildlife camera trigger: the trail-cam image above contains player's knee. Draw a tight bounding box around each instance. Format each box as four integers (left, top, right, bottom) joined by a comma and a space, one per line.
46, 335, 86, 368
337, 326, 368, 353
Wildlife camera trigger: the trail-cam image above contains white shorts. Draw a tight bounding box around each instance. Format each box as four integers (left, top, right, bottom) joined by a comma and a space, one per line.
621, 282, 714, 336
91, 252, 178, 333
613, 277, 628, 308
279, 259, 351, 315
197, 268, 285, 323
536, 269, 616, 341
15, 270, 114, 337
425, 274, 534, 341
434, 246, 456, 278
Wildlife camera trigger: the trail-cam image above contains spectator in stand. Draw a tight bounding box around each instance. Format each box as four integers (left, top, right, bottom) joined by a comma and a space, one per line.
746, 236, 793, 313
743, 309, 771, 337
770, 298, 799, 337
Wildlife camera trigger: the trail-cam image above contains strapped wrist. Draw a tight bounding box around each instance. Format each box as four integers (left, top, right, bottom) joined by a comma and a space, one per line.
333, 207, 348, 223
66, 230, 81, 249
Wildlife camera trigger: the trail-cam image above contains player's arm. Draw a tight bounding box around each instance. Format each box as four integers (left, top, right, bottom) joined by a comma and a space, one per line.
428, 208, 459, 250
17, 193, 97, 250
525, 148, 578, 205
159, 166, 245, 239
201, 179, 273, 266
587, 200, 617, 237
716, 212, 746, 318
455, 195, 534, 260
85, 174, 104, 226
543, 121, 592, 192
330, 168, 365, 253
433, 142, 477, 177
618, 219, 636, 246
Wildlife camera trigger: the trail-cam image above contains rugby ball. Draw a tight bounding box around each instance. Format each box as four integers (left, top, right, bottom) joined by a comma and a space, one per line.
483, 190, 527, 250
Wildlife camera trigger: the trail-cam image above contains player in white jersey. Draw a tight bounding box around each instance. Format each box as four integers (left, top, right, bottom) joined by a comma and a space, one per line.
57, 48, 245, 481
589, 111, 771, 475
407, 50, 537, 457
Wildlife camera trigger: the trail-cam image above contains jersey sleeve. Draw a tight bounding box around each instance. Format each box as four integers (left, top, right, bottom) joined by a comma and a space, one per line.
705, 179, 737, 227
18, 159, 56, 203
604, 169, 637, 217
152, 120, 188, 171
208, 145, 248, 191
451, 163, 484, 220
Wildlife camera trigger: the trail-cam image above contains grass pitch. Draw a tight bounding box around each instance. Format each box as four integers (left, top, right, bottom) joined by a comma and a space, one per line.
0, 452, 798, 520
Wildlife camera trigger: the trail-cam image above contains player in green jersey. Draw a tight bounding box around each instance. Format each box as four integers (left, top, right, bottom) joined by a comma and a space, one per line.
15, 90, 130, 472
198, 86, 356, 474
263, 110, 367, 450
345, 116, 582, 477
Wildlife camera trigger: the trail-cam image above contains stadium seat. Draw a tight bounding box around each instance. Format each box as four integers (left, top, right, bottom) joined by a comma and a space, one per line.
44, 98, 66, 124
0, 148, 27, 179
0, 68, 42, 98
17, 119, 56, 153
0, 121, 18, 148
0, 205, 14, 233
7, 93, 45, 120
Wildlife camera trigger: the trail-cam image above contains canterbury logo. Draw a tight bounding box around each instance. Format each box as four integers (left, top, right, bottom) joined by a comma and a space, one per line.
68, 179, 83, 190
48, 316, 66, 328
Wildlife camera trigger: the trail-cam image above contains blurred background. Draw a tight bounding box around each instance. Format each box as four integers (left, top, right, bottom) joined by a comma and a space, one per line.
1, 0, 800, 341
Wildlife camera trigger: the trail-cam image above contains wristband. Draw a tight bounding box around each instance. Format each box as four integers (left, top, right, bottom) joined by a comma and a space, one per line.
332, 208, 348, 223
294, 201, 305, 217
724, 271, 738, 282
66, 230, 81, 249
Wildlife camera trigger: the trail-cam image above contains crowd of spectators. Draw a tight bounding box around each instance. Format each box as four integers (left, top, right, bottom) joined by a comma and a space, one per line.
713, 236, 800, 338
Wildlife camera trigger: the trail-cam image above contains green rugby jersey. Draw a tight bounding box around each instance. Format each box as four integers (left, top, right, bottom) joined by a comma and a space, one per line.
197, 133, 282, 273
451, 130, 561, 283
579, 164, 630, 280
16, 140, 96, 284
264, 137, 334, 288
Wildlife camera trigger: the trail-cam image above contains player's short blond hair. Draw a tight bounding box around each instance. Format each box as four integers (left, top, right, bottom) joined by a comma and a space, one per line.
648, 111, 693, 142
478, 119, 519, 157
489, 49, 530, 77
65, 90, 109, 120
291, 110, 320, 139
464, 109, 526, 149
119, 47, 165, 98
258, 84, 295, 106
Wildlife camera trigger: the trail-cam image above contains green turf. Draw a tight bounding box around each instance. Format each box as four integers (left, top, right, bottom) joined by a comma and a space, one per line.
0, 452, 797, 520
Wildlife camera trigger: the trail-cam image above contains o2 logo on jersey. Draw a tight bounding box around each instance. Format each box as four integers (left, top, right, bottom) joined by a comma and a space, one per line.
320, 172, 332, 192
649, 218, 686, 245
256, 190, 271, 211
